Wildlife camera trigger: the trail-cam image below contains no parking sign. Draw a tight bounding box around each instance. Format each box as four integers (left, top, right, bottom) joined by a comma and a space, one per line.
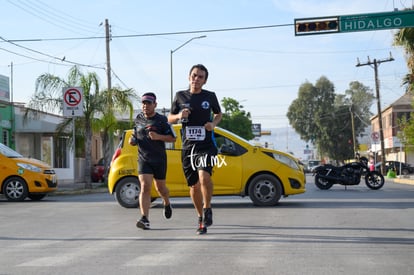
63, 87, 84, 117
371, 131, 379, 142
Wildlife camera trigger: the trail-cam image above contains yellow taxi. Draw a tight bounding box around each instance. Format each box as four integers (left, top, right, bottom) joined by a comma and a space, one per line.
107, 125, 306, 208
0, 143, 58, 201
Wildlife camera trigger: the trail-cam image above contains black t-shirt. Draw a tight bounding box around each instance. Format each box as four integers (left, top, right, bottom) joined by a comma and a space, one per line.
134, 113, 175, 163
171, 89, 221, 147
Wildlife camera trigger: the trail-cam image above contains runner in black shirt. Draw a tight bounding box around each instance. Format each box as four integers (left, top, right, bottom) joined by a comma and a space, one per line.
130, 92, 176, 230
168, 64, 222, 234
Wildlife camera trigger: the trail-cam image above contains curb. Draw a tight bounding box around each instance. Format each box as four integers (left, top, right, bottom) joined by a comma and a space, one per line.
49, 177, 414, 196
392, 178, 414, 185
51, 182, 108, 196
51, 187, 108, 196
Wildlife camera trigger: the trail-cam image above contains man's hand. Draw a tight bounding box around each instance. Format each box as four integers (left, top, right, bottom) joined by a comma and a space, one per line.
180, 108, 191, 120
204, 122, 215, 131
129, 136, 138, 146
148, 131, 160, 140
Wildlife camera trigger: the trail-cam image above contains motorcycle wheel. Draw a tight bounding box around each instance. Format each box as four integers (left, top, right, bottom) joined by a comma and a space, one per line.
365, 171, 385, 190
315, 174, 334, 190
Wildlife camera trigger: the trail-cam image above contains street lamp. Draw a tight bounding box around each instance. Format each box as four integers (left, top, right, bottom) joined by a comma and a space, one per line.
170, 35, 207, 105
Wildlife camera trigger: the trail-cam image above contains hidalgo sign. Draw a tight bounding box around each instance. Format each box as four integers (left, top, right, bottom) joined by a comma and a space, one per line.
295, 9, 414, 35
340, 10, 414, 33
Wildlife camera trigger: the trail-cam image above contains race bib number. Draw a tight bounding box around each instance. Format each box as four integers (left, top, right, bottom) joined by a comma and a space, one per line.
185, 126, 206, 141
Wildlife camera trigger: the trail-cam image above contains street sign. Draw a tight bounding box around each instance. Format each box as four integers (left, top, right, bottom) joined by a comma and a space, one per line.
63, 87, 84, 117
0, 74, 10, 102
252, 123, 261, 137
295, 9, 414, 35
371, 131, 380, 142
340, 10, 414, 33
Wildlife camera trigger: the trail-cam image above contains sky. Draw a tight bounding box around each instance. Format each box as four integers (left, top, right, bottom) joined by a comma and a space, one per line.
0, 0, 413, 130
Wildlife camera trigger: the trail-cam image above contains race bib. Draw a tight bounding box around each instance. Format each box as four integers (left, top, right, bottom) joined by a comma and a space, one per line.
185, 126, 206, 141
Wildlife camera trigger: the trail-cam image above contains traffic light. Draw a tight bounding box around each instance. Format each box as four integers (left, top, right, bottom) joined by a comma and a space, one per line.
294, 17, 339, 36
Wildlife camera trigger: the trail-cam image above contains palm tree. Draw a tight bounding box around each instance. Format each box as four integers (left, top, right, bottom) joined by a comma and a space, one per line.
94, 86, 136, 177
26, 66, 137, 188
393, 26, 414, 151
393, 27, 414, 93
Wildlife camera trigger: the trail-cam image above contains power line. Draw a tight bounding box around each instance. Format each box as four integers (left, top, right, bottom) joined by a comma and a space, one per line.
0, 36, 105, 70
111, 69, 130, 90
4, 23, 293, 43
7, 0, 101, 35
0, 45, 71, 67
356, 53, 395, 174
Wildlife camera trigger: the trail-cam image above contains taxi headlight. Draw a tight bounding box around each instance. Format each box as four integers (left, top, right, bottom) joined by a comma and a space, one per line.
17, 163, 42, 173
272, 153, 300, 171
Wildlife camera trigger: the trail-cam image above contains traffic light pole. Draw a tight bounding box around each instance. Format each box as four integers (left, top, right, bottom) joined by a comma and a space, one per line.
349, 105, 357, 157
356, 54, 394, 175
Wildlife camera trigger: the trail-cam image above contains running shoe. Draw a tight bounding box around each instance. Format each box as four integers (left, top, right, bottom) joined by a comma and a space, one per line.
136, 216, 150, 230
203, 208, 213, 227
163, 204, 172, 219
196, 217, 207, 235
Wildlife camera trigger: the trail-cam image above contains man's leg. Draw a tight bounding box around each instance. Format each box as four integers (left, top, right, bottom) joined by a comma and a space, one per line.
136, 174, 153, 229
199, 170, 213, 209
190, 182, 203, 217
138, 174, 153, 218
199, 170, 213, 227
190, 182, 207, 234
154, 179, 170, 206
154, 179, 172, 219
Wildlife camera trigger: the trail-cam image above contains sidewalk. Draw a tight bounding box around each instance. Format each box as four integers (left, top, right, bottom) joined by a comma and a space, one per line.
392, 176, 414, 185
53, 175, 414, 195
53, 181, 108, 195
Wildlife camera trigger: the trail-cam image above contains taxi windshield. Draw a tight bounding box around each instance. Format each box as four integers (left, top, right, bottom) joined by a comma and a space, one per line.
0, 143, 23, 158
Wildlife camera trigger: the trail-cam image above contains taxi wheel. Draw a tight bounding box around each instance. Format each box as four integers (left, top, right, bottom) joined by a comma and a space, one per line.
248, 174, 282, 206
114, 177, 140, 208
2, 176, 29, 202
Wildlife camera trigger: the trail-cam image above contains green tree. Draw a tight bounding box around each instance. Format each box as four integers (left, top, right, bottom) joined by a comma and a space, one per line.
394, 26, 414, 149
94, 86, 136, 175
394, 26, 414, 92
287, 76, 335, 158
334, 81, 375, 159
26, 66, 136, 188
398, 114, 414, 152
287, 77, 374, 161
219, 97, 254, 140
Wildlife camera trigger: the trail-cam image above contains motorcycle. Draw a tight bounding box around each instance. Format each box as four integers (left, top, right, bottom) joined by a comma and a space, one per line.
313, 156, 385, 190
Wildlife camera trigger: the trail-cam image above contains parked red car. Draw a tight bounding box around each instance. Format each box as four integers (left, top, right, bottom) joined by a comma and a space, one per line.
91, 158, 105, 182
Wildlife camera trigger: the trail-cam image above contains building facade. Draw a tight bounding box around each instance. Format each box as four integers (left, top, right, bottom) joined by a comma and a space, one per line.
1, 100, 106, 182
370, 93, 414, 165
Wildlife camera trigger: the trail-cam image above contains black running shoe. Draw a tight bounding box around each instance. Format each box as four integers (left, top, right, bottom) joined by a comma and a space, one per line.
163, 204, 172, 219
136, 216, 150, 230
203, 208, 213, 227
196, 217, 207, 235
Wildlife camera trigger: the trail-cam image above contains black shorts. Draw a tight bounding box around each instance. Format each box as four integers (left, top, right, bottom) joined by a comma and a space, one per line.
181, 144, 218, 186
138, 160, 167, 180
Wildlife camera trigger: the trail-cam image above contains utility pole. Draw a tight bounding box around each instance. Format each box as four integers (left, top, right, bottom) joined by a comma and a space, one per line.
104, 18, 114, 179
356, 53, 394, 174
105, 19, 112, 92
9, 62, 15, 149
349, 105, 357, 157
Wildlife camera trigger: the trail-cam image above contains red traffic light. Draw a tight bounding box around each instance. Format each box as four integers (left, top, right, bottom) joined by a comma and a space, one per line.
295, 17, 339, 35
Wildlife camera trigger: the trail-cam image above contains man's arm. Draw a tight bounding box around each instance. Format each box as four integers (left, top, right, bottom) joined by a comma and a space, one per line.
205, 112, 222, 131
148, 132, 176, 142
168, 109, 191, 124
168, 113, 180, 124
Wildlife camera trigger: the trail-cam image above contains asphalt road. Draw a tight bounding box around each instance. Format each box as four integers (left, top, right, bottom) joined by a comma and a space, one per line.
0, 175, 413, 275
